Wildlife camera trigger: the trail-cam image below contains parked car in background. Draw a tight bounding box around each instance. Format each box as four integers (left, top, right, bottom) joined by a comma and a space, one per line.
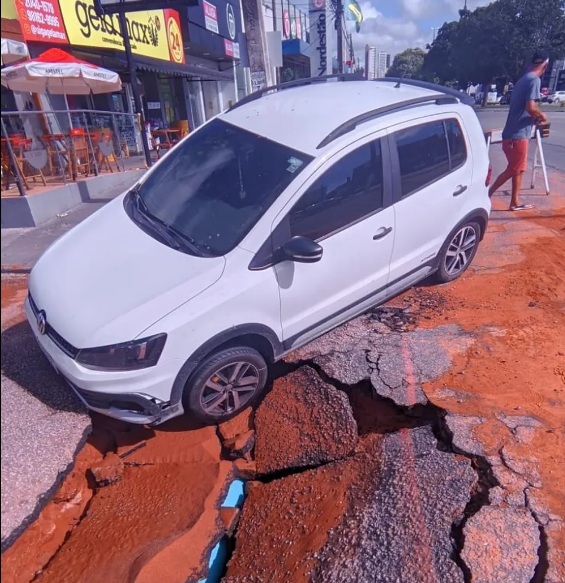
26, 76, 492, 426
540, 87, 549, 102
548, 90, 565, 105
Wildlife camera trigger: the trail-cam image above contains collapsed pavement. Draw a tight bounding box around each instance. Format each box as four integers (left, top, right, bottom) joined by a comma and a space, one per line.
220, 300, 557, 583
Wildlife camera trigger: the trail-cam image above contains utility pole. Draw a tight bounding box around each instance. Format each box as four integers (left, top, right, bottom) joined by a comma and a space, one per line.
118, 10, 152, 167
336, 0, 344, 74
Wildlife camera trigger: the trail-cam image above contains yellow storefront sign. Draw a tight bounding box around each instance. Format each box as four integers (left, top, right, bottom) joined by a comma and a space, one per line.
59, 0, 184, 63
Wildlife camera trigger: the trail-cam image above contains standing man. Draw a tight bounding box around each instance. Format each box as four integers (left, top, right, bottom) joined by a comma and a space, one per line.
489, 52, 549, 210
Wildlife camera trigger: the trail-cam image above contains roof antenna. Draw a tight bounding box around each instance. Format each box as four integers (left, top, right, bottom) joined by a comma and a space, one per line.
395, 73, 406, 88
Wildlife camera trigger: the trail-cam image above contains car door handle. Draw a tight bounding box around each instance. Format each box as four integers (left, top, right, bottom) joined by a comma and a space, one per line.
373, 227, 393, 240
453, 185, 468, 197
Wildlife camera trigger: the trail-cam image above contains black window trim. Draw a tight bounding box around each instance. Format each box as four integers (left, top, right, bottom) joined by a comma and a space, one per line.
249, 134, 394, 271
389, 117, 468, 204
444, 118, 468, 172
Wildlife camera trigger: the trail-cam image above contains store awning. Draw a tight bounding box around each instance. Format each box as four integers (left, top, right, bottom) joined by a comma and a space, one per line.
28, 45, 234, 82
135, 56, 235, 81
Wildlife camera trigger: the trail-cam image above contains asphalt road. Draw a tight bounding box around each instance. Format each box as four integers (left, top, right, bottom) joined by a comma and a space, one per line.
476, 108, 565, 172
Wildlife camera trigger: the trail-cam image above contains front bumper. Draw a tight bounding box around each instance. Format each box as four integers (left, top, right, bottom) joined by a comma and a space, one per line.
25, 298, 184, 425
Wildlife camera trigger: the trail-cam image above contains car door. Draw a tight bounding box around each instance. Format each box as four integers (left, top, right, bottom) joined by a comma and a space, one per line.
270, 134, 396, 350
387, 116, 473, 283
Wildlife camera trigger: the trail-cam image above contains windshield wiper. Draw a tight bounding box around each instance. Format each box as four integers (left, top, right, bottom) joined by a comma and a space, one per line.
130, 188, 203, 255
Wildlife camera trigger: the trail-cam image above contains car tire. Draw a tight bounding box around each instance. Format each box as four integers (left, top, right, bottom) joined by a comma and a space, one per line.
435, 221, 481, 284
554, 98, 561, 105
183, 346, 269, 424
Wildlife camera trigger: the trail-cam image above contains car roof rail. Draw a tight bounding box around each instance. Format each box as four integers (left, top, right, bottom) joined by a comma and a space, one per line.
376, 77, 475, 106
317, 95, 459, 149
227, 73, 365, 112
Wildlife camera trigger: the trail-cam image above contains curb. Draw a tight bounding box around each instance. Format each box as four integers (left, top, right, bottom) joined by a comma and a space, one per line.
1, 264, 32, 274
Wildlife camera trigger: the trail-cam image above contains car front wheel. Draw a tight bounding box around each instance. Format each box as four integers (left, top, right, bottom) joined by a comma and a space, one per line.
435, 221, 481, 284
183, 346, 268, 424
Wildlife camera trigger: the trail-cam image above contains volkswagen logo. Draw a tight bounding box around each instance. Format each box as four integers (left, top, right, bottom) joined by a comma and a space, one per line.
226, 3, 236, 40
37, 310, 47, 335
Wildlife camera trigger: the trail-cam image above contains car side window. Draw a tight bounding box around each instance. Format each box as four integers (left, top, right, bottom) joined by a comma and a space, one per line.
446, 119, 467, 170
395, 120, 450, 198
289, 140, 384, 241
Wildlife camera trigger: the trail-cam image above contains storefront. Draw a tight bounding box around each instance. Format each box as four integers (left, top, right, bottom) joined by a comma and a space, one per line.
182, 0, 248, 124
262, 0, 311, 81
8, 0, 248, 137
1, 0, 30, 115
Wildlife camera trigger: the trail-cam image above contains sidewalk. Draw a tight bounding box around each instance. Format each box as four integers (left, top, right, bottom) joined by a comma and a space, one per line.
1, 180, 129, 272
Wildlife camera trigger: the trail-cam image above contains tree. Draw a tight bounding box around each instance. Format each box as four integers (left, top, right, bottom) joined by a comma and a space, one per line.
386, 48, 426, 79
421, 21, 459, 84
423, 0, 565, 86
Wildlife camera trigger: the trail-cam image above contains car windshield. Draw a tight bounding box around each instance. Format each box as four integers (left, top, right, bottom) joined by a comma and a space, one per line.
133, 119, 313, 257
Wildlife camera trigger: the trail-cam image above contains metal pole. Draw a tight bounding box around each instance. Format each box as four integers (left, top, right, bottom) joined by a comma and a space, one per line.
1, 117, 27, 197
118, 10, 152, 168
336, 0, 344, 74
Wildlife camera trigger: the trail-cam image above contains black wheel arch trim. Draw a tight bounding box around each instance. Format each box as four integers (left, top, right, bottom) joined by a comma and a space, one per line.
450, 208, 489, 242
170, 324, 283, 406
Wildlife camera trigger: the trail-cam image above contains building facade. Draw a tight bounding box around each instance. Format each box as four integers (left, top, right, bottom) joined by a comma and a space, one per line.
365, 45, 377, 79
262, 0, 311, 82
376, 51, 391, 78
3, 0, 250, 137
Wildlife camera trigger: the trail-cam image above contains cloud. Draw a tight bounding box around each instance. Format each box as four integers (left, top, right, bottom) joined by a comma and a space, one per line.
349, 0, 493, 58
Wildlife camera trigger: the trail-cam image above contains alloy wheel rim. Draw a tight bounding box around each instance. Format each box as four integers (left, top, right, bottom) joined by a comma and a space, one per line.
200, 361, 260, 416
444, 226, 477, 276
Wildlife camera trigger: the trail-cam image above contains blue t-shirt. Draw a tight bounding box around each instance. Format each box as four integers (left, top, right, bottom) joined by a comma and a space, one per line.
502, 72, 541, 140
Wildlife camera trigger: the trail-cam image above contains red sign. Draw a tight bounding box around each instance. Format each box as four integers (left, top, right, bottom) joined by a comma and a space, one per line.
283, 10, 291, 39
15, 0, 68, 45
224, 38, 240, 59
203, 0, 219, 34
164, 9, 185, 64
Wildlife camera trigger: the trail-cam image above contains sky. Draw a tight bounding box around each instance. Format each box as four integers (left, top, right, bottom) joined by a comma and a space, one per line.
350, 0, 493, 56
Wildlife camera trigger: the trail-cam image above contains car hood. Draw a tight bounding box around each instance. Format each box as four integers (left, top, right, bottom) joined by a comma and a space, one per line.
28, 196, 225, 348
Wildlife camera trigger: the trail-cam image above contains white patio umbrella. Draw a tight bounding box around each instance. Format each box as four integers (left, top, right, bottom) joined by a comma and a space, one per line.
1, 47, 121, 96
1, 38, 29, 66
1, 46, 122, 137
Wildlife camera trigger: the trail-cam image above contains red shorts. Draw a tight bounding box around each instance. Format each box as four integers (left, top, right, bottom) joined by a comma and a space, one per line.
502, 139, 529, 174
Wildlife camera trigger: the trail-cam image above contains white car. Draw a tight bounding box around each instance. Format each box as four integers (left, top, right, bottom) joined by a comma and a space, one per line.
26, 76, 491, 426
548, 90, 565, 104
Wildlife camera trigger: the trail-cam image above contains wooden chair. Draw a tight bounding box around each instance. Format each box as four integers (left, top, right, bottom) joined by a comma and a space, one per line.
10, 137, 47, 189
68, 128, 91, 179
89, 130, 120, 173
42, 134, 71, 179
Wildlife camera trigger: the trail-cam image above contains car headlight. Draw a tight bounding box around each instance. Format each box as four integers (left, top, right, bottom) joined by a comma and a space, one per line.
76, 333, 167, 371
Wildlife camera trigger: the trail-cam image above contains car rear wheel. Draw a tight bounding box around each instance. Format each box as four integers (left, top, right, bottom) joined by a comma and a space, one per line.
435, 221, 481, 284
183, 346, 268, 424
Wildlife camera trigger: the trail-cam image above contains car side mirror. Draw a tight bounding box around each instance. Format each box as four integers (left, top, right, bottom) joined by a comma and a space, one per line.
280, 236, 323, 264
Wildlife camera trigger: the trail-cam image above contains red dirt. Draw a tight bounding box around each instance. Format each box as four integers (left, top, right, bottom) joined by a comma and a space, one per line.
420, 203, 565, 578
